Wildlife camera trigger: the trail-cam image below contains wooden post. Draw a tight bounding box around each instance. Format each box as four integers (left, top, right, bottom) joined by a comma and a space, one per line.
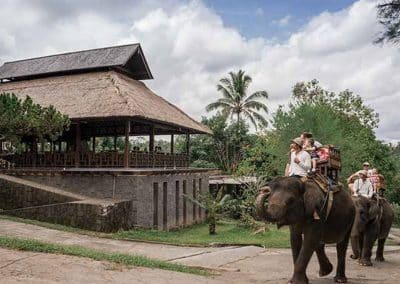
171, 134, 175, 168
92, 136, 96, 153
114, 136, 117, 151
186, 133, 190, 167
149, 126, 155, 167
149, 127, 155, 152
32, 138, 37, 167
123, 120, 131, 168
170, 134, 174, 154
40, 139, 45, 152
75, 123, 81, 167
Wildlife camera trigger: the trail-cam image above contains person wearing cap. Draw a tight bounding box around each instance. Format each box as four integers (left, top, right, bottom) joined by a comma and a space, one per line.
347, 170, 360, 194
287, 137, 311, 177
363, 162, 373, 176
353, 170, 374, 198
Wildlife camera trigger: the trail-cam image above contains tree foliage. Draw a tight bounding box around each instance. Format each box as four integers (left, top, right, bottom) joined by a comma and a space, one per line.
206, 70, 269, 130
0, 93, 70, 146
188, 113, 252, 173
375, 0, 400, 44
260, 80, 399, 202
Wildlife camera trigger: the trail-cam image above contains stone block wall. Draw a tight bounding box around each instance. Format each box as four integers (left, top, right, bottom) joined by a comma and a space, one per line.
6, 170, 210, 230
4, 200, 134, 232
0, 177, 78, 210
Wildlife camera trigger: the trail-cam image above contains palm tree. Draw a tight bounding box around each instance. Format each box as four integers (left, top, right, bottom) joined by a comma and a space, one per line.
206, 70, 269, 130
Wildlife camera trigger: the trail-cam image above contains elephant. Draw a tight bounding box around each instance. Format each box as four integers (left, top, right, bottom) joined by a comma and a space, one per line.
255, 176, 355, 284
350, 195, 394, 266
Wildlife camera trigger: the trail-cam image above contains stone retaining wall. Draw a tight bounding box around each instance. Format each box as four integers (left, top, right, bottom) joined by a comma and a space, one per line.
2, 170, 209, 231
3, 200, 134, 232
0, 177, 79, 210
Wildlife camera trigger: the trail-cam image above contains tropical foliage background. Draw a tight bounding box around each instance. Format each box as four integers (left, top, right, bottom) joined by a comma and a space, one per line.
187, 72, 400, 205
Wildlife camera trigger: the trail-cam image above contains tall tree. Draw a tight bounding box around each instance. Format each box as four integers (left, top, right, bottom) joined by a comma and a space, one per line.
375, 0, 400, 44
0, 93, 70, 147
206, 70, 269, 130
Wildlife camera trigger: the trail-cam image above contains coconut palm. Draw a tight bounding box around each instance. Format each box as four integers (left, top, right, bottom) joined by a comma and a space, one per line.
206, 70, 269, 130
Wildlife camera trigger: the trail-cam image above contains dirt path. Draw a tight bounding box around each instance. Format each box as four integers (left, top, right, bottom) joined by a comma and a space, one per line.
1, 246, 400, 283
1, 219, 400, 283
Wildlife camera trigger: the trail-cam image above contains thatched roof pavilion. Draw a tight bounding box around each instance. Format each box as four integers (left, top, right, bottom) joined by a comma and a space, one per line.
0, 44, 211, 168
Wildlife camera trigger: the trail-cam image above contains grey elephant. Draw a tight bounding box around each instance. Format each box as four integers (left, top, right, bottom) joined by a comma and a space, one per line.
255, 176, 355, 284
350, 195, 394, 266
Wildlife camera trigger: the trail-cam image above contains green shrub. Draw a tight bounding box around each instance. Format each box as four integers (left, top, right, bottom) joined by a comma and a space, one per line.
392, 203, 400, 227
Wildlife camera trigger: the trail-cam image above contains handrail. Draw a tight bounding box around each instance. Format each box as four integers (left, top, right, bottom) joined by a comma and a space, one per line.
2, 151, 189, 168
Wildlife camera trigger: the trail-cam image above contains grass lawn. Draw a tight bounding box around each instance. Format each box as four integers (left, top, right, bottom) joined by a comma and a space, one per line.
0, 236, 209, 276
0, 215, 290, 248
115, 220, 290, 248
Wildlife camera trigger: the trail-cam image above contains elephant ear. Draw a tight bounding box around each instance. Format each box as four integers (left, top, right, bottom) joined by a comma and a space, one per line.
302, 181, 321, 219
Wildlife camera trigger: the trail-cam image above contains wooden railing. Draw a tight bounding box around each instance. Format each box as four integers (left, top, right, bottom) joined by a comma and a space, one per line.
3, 151, 189, 168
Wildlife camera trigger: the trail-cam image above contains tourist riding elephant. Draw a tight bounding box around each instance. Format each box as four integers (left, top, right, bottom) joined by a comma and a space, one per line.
255, 176, 355, 284
350, 195, 394, 266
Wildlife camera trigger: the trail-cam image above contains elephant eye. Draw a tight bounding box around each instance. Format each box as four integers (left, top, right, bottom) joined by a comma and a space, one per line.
287, 196, 295, 205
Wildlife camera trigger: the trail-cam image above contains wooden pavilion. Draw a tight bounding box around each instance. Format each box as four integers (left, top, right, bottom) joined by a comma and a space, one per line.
0, 43, 211, 169
0, 44, 211, 231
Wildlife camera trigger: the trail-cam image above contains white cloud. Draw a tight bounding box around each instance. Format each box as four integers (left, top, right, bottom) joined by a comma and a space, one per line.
274, 14, 291, 27
0, 0, 398, 142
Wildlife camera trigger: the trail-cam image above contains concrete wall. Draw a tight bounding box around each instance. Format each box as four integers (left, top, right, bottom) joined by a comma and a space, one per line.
9, 171, 209, 230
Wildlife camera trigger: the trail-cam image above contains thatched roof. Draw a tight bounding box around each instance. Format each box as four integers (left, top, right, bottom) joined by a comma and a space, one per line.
0, 44, 153, 81
0, 71, 211, 134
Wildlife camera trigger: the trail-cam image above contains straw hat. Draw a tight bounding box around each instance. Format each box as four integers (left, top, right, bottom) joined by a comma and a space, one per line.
358, 170, 368, 177
291, 137, 303, 147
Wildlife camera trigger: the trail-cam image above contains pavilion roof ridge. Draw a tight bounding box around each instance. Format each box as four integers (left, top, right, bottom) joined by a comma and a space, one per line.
0, 43, 153, 82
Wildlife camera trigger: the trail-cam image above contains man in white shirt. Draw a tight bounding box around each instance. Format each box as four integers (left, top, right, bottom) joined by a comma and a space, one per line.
353, 170, 374, 198
287, 137, 311, 177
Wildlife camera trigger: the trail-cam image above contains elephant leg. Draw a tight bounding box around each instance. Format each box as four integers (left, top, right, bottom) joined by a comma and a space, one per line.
315, 243, 333, 277
290, 225, 303, 264
334, 231, 350, 283
350, 236, 360, 260
290, 226, 319, 284
375, 238, 386, 262
359, 233, 375, 266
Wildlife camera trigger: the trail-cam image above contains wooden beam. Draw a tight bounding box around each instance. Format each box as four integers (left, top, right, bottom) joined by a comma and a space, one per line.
123, 120, 131, 168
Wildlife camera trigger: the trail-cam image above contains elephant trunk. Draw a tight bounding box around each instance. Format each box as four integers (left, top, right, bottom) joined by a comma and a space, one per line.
255, 191, 269, 221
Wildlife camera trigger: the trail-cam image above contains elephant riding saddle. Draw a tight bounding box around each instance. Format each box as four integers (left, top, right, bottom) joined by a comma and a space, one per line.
301, 173, 341, 220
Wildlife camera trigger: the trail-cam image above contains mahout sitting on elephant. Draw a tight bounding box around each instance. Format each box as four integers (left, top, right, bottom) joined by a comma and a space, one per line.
255, 176, 355, 284
350, 195, 394, 266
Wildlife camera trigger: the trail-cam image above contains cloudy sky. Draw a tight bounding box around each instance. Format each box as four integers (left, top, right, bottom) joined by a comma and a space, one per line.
0, 0, 398, 142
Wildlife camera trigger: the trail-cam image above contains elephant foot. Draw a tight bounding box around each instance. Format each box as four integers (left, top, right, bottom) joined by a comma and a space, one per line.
319, 262, 333, 277
375, 255, 385, 262
289, 274, 309, 284
334, 275, 348, 283
359, 259, 373, 266
350, 254, 359, 260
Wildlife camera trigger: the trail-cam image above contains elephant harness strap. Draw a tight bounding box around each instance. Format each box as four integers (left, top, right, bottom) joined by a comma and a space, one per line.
301, 173, 341, 221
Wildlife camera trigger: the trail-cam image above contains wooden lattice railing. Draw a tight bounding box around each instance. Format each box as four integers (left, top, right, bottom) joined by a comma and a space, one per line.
2, 151, 189, 168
